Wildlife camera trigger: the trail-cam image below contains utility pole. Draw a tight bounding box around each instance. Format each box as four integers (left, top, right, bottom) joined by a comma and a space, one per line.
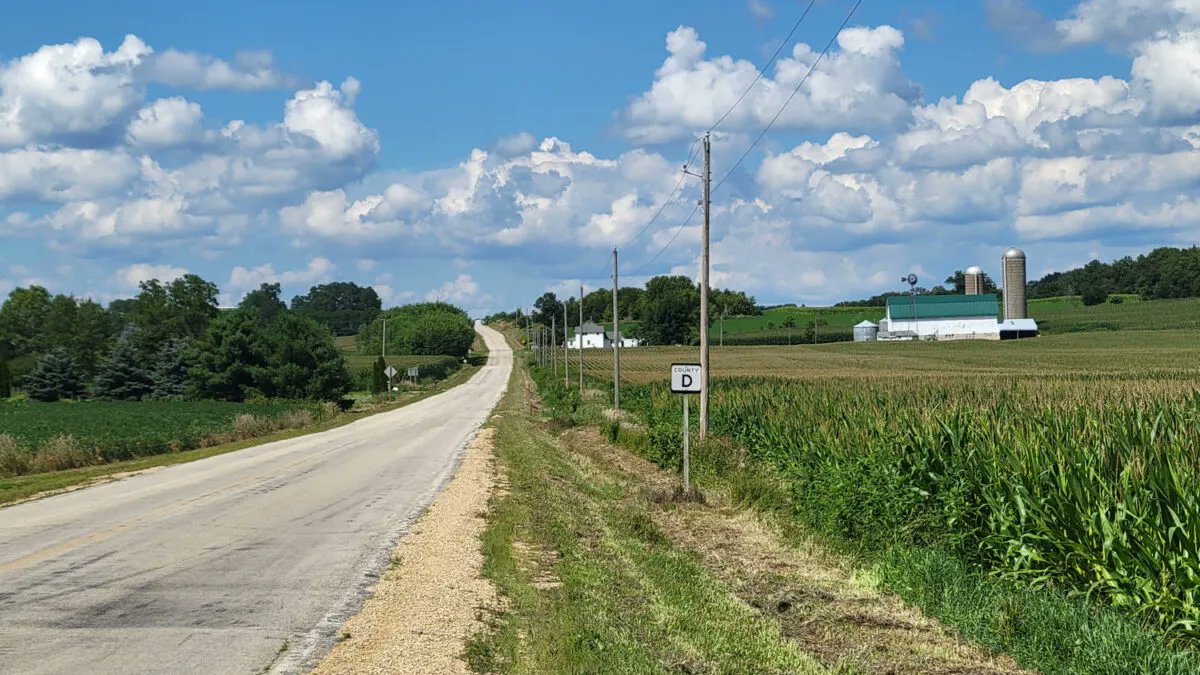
612, 248, 621, 412
563, 302, 569, 388
552, 315, 557, 377
578, 283, 584, 396
699, 132, 711, 438
382, 318, 387, 360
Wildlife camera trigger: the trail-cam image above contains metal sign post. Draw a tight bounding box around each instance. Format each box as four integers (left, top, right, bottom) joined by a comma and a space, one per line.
671, 363, 702, 494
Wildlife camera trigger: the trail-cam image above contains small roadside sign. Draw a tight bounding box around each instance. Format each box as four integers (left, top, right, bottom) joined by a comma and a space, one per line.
670, 363, 702, 495
384, 365, 397, 379
407, 366, 419, 378
670, 363, 702, 394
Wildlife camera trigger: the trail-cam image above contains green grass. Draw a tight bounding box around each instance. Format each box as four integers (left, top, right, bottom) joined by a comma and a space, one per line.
468, 345, 823, 674
1030, 295, 1200, 333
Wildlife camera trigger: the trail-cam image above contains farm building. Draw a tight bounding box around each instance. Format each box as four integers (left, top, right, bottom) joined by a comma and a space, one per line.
566, 321, 641, 349
853, 320, 879, 342
880, 294, 1001, 341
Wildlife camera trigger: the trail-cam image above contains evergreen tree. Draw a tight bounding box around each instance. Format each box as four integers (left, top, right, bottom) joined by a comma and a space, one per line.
150, 338, 191, 399
23, 348, 85, 402
94, 327, 153, 400
371, 356, 387, 394
0, 356, 10, 399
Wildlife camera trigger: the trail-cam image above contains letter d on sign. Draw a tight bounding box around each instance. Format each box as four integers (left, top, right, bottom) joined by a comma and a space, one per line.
670, 363, 702, 394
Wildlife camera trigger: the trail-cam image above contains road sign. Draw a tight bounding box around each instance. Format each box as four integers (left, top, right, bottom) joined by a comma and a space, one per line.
670, 363, 702, 394
407, 366, 419, 378
384, 365, 397, 379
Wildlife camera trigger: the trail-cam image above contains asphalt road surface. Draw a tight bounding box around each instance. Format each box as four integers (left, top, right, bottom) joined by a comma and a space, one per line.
0, 323, 512, 674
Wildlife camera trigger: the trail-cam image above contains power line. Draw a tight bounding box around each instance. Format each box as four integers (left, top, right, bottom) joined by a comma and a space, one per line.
627, 203, 700, 278
612, 135, 704, 252
585, 0, 857, 288
714, 0, 864, 193
708, 0, 819, 134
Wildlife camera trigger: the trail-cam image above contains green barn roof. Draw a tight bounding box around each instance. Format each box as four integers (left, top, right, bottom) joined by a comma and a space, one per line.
886, 294, 999, 320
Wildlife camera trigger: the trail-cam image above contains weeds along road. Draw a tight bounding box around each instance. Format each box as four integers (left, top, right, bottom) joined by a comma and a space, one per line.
0, 323, 512, 675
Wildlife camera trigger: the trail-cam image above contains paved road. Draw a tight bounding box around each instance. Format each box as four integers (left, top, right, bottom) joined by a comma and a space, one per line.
0, 324, 512, 674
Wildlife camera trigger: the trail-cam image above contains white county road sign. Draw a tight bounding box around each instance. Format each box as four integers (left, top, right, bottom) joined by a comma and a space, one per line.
670, 363, 702, 393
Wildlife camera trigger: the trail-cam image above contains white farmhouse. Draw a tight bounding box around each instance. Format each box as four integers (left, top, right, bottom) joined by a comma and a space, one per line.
566, 321, 641, 349
880, 294, 1001, 341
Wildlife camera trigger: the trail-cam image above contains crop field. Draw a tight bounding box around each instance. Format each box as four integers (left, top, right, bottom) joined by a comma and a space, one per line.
572, 329, 1200, 384
0, 400, 320, 466
550, 329, 1200, 644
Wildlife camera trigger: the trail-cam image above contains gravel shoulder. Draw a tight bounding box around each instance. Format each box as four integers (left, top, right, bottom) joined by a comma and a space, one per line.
312, 426, 500, 675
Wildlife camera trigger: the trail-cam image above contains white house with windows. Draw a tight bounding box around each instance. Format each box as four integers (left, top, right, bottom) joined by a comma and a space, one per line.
566, 320, 641, 349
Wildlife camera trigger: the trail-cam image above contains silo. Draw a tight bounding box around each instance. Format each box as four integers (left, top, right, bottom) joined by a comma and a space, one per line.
853, 320, 878, 342
964, 266, 983, 295
1001, 248, 1027, 320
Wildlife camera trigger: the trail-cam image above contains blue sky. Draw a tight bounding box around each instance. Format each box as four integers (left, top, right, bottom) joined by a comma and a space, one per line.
1, 0, 1196, 314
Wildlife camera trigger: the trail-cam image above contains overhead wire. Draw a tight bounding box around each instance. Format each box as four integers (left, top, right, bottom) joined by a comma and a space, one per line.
713, 0, 863, 193
615, 0, 827, 279
585, 0, 858, 288
707, 0, 818, 134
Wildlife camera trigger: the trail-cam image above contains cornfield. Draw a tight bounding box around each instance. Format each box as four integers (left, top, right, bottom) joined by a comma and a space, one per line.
552, 330, 1200, 643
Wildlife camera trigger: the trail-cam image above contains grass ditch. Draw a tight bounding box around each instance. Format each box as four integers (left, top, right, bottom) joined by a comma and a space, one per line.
525, 358, 1200, 675
0, 359, 483, 507
466, 345, 824, 674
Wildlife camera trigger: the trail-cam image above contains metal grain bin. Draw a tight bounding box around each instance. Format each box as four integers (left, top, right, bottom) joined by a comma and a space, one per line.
853, 320, 879, 342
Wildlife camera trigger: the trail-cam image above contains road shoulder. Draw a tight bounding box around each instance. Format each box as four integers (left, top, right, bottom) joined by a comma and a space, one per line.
312, 426, 500, 675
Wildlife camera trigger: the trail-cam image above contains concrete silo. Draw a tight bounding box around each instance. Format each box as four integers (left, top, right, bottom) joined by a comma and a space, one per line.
964, 266, 984, 295
1001, 248, 1027, 320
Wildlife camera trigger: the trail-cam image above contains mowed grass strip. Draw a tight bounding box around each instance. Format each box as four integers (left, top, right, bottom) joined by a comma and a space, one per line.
467, 354, 824, 674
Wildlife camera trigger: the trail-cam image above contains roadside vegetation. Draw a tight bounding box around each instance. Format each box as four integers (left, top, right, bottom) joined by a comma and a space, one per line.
471, 331, 1035, 673
0, 276, 480, 489
521, 330, 1200, 673
468, 344, 826, 674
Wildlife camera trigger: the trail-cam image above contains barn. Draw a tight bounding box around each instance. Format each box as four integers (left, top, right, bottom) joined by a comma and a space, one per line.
880, 294, 1000, 341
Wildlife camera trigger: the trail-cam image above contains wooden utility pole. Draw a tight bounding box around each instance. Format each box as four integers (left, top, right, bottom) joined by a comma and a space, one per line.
612, 248, 620, 412
699, 132, 711, 438
563, 303, 569, 387
578, 283, 584, 396
552, 315, 557, 377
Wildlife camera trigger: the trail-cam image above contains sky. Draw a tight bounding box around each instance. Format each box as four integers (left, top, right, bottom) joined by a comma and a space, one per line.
0, 0, 1196, 315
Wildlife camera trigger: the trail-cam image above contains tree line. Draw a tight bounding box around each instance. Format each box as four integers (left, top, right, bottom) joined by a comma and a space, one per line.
0, 277, 471, 403
1027, 246, 1200, 305
487, 276, 760, 346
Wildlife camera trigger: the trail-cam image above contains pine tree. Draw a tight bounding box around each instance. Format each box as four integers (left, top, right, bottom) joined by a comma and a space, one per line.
150, 338, 191, 399
94, 327, 153, 400
371, 356, 387, 394
23, 348, 86, 402
0, 356, 11, 399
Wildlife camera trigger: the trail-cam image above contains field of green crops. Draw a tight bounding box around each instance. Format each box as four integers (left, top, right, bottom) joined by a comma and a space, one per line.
0, 400, 320, 464
552, 329, 1200, 647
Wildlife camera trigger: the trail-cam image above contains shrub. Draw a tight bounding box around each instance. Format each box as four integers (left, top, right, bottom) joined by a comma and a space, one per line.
32, 435, 94, 472
0, 434, 30, 476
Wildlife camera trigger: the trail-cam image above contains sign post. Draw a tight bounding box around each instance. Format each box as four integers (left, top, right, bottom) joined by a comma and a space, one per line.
670, 363, 702, 494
